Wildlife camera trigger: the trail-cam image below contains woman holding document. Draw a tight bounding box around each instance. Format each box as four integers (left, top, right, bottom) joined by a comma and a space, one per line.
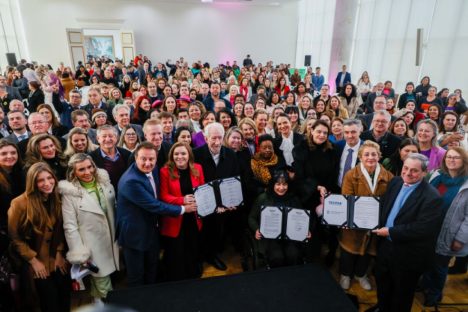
160, 142, 204, 281
339, 140, 393, 291
248, 170, 309, 268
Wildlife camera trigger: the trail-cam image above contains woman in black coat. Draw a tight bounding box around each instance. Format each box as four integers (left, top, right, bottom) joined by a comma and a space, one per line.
0, 139, 25, 310
27, 81, 45, 113
292, 119, 340, 261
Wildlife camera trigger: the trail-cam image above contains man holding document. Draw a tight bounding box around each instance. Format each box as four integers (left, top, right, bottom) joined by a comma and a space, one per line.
371, 153, 443, 312
194, 122, 240, 271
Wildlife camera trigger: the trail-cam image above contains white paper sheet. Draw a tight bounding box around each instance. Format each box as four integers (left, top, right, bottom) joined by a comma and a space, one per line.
194, 183, 217, 217
353, 196, 380, 229
260, 206, 283, 239
285, 208, 309, 241
323, 194, 348, 226
219, 177, 243, 207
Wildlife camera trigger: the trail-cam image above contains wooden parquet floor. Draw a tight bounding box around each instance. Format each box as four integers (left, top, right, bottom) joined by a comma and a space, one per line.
72, 248, 468, 311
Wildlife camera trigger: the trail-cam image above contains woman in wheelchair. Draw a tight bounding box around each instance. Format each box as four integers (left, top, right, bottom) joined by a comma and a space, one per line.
248, 170, 311, 268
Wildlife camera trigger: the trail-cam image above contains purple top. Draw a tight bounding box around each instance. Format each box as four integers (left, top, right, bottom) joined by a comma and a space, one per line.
192, 131, 206, 148
420, 149, 431, 158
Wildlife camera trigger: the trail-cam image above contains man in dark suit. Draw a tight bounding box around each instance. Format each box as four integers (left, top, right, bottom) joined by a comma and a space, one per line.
360, 110, 401, 160
89, 125, 131, 191
0, 107, 11, 138
336, 119, 364, 187
0, 75, 22, 113
4, 110, 30, 144
363, 82, 384, 113
82, 87, 114, 124
372, 153, 443, 312
335, 65, 351, 93
116, 142, 197, 287
359, 95, 396, 130
194, 122, 240, 270
137, 119, 171, 169
203, 82, 231, 112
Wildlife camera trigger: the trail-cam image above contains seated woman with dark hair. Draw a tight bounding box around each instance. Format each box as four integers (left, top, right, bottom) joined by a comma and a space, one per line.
251, 134, 286, 195
382, 138, 420, 176
216, 108, 237, 131
248, 170, 310, 268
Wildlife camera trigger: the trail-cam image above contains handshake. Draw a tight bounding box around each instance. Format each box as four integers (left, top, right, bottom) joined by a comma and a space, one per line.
183, 195, 198, 213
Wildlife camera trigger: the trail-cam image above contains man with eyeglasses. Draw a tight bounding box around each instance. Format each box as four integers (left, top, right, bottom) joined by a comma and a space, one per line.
17, 113, 65, 158
359, 95, 396, 130
364, 82, 385, 113
52, 88, 83, 130
313, 84, 331, 107
360, 110, 401, 160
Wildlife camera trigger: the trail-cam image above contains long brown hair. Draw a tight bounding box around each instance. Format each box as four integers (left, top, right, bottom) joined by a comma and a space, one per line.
165, 142, 199, 179
37, 104, 60, 128
23, 162, 61, 234
440, 147, 468, 177
0, 139, 23, 193
25, 133, 67, 168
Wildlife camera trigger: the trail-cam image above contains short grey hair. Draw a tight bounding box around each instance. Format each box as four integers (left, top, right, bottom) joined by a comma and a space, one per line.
112, 104, 130, 118
97, 124, 118, 137
406, 152, 429, 172
415, 119, 439, 146
373, 110, 391, 122
343, 118, 363, 130
204, 122, 225, 138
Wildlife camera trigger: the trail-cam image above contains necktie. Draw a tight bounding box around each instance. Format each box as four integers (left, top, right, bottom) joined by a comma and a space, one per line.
147, 174, 157, 199
343, 148, 354, 176
18, 134, 27, 142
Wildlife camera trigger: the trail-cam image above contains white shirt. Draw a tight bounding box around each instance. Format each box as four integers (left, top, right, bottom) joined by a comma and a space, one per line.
338, 142, 361, 186
280, 132, 294, 166
210, 150, 220, 166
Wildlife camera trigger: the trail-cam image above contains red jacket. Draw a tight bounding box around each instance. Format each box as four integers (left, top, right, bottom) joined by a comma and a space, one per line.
159, 163, 205, 238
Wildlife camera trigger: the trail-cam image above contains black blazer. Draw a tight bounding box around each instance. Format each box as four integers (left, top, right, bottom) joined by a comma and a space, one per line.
27, 89, 45, 113
273, 132, 304, 168
193, 145, 240, 183
378, 177, 444, 271
360, 130, 401, 160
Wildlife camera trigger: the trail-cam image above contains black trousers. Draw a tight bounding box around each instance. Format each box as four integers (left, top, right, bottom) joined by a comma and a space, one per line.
123, 244, 159, 287
163, 214, 200, 281
201, 213, 226, 261
375, 240, 422, 312
265, 240, 302, 268
34, 271, 71, 312
340, 248, 371, 277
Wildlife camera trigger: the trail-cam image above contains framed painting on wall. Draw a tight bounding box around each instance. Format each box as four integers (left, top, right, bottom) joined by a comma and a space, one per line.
84, 35, 115, 59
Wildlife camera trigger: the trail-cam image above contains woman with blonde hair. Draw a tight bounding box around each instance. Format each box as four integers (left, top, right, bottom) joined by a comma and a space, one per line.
8, 162, 69, 311
339, 140, 393, 291
64, 127, 98, 158
59, 153, 119, 303
327, 96, 349, 119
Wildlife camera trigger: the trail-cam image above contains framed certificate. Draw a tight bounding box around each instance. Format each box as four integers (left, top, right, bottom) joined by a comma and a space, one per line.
260, 206, 310, 242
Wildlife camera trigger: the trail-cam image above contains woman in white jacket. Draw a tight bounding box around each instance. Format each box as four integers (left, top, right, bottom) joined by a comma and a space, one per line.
59, 153, 119, 302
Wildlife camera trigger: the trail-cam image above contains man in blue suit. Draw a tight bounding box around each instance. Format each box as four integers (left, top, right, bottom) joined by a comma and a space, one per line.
116, 141, 197, 286
336, 119, 364, 187
335, 65, 351, 93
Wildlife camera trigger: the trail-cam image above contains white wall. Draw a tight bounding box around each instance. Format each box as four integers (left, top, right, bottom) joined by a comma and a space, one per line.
16, 0, 298, 68
297, 0, 468, 95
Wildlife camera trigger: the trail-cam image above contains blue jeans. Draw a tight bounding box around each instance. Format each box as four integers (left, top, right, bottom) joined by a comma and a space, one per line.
422, 254, 451, 304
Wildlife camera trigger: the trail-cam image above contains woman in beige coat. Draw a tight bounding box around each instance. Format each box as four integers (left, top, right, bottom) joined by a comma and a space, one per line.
339, 141, 393, 291
59, 153, 119, 302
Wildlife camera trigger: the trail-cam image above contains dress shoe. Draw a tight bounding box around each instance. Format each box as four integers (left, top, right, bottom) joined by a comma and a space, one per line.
340, 275, 351, 290
208, 256, 227, 271
356, 275, 372, 291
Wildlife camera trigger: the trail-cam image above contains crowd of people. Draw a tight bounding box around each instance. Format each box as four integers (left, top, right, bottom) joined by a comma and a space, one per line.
0, 54, 467, 312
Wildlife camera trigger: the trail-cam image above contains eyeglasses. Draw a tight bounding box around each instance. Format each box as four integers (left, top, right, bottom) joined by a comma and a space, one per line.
125, 132, 137, 136
373, 119, 389, 124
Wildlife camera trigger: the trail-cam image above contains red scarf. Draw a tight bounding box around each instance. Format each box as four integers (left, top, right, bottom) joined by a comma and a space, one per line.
240, 85, 249, 101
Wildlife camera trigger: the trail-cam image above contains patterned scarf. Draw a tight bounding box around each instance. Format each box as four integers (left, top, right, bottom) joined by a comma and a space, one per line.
251, 153, 278, 185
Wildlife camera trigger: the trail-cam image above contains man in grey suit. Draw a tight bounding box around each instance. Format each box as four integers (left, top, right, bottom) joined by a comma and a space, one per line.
113, 104, 144, 140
